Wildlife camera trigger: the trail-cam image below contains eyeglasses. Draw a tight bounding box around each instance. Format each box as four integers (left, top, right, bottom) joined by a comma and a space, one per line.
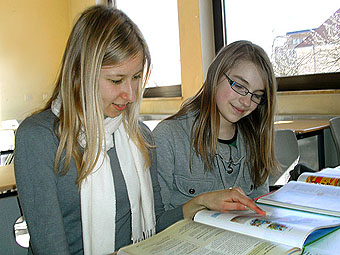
224, 74, 265, 105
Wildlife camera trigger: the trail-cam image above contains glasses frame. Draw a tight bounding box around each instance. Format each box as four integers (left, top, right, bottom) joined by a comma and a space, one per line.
224, 74, 265, 105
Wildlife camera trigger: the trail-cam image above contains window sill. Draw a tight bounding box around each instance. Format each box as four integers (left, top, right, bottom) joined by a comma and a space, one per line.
278, 89, 340, 96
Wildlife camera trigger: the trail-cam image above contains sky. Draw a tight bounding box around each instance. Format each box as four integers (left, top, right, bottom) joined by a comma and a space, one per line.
116, 0, 181, 87
225, 0, 340, 56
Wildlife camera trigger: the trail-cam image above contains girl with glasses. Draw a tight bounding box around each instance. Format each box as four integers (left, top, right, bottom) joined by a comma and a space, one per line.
153, 40, 278, 216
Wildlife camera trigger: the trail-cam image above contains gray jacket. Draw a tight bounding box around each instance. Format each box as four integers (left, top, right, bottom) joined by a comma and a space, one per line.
14, 109, 183, 254
152, 113, 268, 210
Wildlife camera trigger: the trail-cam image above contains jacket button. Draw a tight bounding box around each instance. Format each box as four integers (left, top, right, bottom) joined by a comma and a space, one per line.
189, 188, 195, 194
250, 184, 254, 190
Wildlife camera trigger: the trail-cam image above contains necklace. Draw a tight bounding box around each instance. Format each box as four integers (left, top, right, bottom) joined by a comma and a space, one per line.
226, 145, 234, 174
217, 130, 237, 174
216, 144, 238, 190
216, 145, 234, 174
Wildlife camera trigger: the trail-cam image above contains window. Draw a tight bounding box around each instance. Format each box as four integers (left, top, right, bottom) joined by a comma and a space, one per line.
114, 0, 182, 97
218, 0, 340, 90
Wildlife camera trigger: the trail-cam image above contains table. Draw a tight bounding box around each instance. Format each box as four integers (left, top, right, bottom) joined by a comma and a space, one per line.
0, 164, 16, 193
274, 119, 330, 170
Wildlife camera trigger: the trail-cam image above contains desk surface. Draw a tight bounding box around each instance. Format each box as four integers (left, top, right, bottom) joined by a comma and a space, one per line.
274, 119, 330, 134
0, 164, 16, 193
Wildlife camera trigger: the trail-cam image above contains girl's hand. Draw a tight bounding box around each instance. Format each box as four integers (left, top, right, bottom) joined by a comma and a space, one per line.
182, 187, 266, 219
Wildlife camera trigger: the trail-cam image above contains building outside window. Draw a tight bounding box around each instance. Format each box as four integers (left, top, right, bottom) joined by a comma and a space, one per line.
224, 1, 340, 79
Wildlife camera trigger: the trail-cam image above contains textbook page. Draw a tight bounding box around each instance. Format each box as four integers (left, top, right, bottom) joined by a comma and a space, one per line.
256, 181, 340, 217
118, 219, 301, 255
303, 227, 340, 255
194, 204, 340, 249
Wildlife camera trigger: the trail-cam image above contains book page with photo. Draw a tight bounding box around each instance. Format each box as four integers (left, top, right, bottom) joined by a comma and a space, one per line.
194, 204, 340, 249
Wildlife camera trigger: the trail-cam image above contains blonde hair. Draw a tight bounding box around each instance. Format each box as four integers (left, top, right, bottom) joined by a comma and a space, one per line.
41, 5, 151, 186
171, 40, 278, 187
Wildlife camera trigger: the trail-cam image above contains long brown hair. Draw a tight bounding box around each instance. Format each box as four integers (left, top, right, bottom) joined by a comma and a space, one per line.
40, 5, 151, 186
170, 40, 278, 187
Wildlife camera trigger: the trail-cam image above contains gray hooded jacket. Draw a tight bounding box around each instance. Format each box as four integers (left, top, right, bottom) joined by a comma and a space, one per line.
152, 113, 269, 210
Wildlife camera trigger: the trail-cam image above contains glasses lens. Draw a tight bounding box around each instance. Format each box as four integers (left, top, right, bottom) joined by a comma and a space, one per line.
231, 82, 248, 96
252, 95, 265, 105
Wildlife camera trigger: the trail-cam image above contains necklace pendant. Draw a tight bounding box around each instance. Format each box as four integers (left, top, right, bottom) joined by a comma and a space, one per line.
225, 144, 234, 174
226, 160, 233, 174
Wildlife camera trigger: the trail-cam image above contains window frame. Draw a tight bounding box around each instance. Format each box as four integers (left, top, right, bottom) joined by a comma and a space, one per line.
277, 72, 340, 91
143, 85, 181, 98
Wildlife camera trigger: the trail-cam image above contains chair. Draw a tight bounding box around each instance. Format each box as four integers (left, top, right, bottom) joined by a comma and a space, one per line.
289, 162, 317, 182
330, 116, 340, 164
0, 195, 28, 255
269, 129, 300, 187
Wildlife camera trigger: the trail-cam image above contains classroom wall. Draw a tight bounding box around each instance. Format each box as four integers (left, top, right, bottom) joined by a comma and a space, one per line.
69, 0, 96, 26
0, 0, 67, 123
0, 0, 94, 124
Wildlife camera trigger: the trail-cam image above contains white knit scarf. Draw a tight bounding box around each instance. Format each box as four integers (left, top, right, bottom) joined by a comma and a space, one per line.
51, 95, 156, 254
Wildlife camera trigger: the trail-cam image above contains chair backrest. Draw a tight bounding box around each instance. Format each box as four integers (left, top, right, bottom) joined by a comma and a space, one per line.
330, 116, 340, 164
269, 129, 300, 186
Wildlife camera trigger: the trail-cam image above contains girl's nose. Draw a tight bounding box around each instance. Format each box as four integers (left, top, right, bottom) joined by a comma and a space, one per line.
121, 80, 136, 103
239, 94, 252, 107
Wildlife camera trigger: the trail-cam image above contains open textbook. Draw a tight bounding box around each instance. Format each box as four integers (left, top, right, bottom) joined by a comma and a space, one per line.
257, 167, 340, 217
118, 167, 340, 255
118, 217, 302, 255
118, 202, 340, 255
